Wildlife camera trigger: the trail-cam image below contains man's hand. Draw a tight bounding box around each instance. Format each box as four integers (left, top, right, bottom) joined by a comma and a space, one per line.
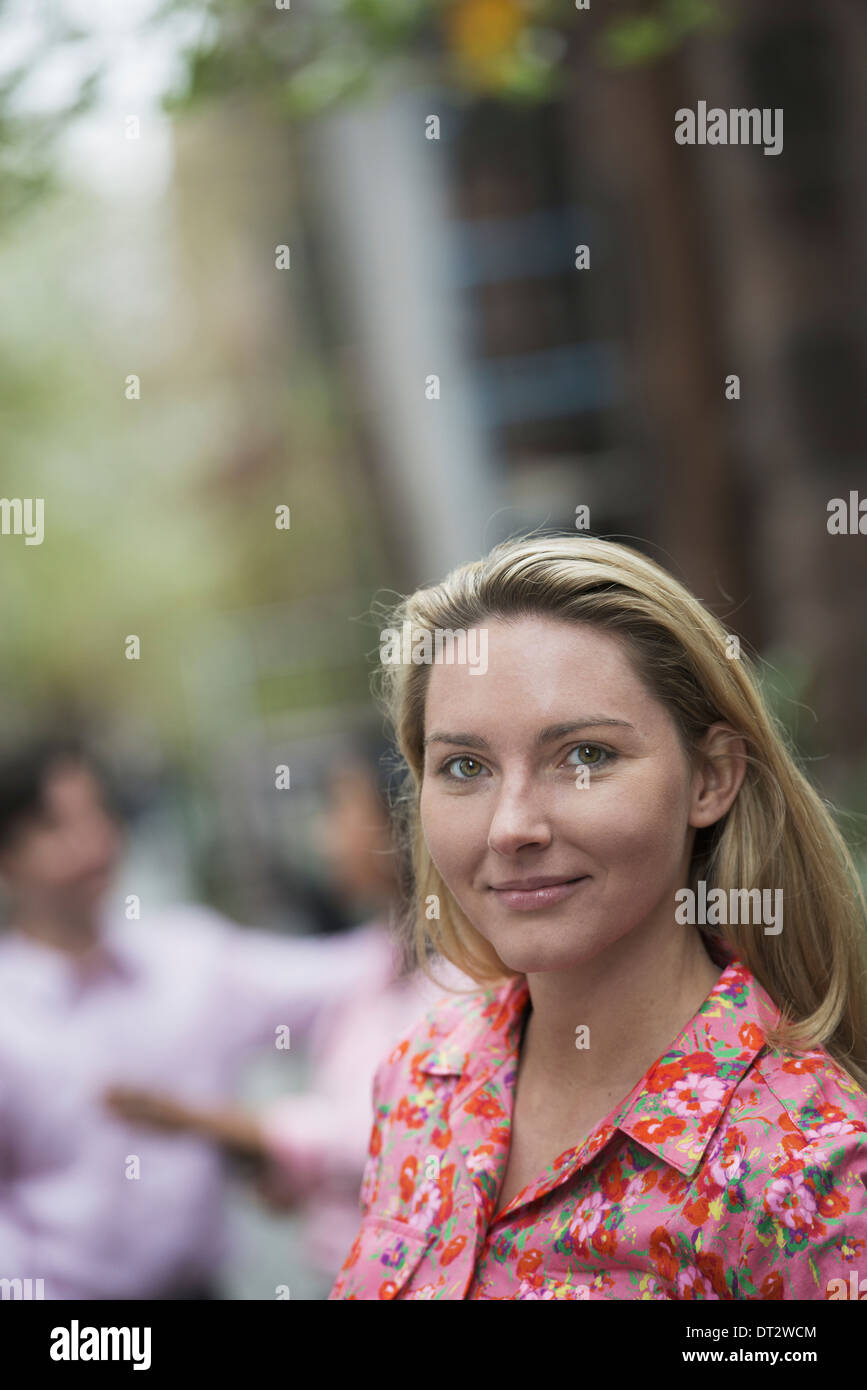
103, 1085, 199, 1133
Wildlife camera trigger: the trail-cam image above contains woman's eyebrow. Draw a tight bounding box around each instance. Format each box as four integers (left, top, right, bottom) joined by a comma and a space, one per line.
423, 718, 635, 751
537, 719, 636, 742
424, 731, 492, 751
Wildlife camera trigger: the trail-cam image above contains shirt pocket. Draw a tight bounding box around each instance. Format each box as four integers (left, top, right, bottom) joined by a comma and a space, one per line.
516, 1246, 598, 1299
516, 1269, 593, 1300
334, 1215, 434, 1300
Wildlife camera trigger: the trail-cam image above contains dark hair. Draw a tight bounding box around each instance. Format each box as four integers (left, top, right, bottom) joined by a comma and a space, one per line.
344, 727, 403, 815
0, 736, 106, 852
332, 725, 416, 945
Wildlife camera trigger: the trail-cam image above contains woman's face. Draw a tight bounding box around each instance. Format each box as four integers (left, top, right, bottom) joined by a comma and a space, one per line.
419, 616, 704, 975
314, 761, 395, 906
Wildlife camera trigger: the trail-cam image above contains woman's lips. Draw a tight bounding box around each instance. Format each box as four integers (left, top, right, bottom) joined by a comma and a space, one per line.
490, 877, 590, 910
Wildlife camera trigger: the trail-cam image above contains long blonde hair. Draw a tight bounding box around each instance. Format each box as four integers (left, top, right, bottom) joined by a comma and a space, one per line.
374, 534, 867, 1089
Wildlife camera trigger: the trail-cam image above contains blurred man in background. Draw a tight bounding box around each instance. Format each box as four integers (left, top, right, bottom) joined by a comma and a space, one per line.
105, 737, 472, 1297
0, 735, 381, 1299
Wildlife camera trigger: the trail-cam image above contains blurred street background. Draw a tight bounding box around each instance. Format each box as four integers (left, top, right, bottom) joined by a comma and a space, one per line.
0, 0, 865, 1298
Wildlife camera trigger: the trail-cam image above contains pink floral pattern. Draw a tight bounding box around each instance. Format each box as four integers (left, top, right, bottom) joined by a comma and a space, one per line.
329, 954, 867, 1299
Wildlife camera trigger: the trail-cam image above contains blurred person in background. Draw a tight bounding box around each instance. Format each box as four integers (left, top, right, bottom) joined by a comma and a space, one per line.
106, 733, 472, 1298
0, 733, 387, 1300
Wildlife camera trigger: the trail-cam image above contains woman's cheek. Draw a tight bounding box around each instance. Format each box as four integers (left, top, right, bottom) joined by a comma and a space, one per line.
422, 788, 485, 894
420, 785, 459, 879
574, 776, 686, 870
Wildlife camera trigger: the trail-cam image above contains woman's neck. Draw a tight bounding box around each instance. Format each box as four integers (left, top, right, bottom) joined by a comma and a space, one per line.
518, 926, 723, 1102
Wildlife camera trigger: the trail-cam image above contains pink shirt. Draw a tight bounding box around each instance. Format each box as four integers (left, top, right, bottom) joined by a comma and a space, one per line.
257, 921, 473, 1277
0, 906, 389, 1299
330, 950, 867, 1299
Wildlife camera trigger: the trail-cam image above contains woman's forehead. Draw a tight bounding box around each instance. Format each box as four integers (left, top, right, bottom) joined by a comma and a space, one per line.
424, 619, 635, 692
422, 621, 666, 737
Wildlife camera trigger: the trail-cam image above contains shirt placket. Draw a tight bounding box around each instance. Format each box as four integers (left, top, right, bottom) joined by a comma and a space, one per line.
486, 1075, 647, 1229
433, 1051, 518, 1296
448, 1064, 634, 1299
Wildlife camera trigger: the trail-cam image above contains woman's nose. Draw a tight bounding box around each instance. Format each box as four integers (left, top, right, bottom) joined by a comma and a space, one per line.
486, 779, 553, 856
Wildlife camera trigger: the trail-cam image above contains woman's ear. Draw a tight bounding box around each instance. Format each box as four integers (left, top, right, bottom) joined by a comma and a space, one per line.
688, 723, 747, 830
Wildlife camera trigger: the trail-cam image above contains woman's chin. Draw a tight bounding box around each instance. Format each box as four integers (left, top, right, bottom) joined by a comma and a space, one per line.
480, 931, 596, 977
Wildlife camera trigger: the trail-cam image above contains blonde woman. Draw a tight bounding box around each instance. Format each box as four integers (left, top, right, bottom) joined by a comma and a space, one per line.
329, 534, 867, 1301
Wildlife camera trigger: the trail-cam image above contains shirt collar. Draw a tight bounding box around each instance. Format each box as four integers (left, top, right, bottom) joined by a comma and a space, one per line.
0, 914, 142, 1002
419, 952, 781, 1179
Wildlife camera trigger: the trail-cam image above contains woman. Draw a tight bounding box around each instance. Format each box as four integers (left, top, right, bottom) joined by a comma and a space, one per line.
329, 534, 867, 1300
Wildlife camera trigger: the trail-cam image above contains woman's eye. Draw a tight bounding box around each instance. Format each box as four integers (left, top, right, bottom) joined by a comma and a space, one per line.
566, 743, 610, 768
443, 756, 485, 780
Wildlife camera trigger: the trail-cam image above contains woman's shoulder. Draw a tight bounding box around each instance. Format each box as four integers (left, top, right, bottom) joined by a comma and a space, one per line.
707, 954, 867, 1154
371, 972, 519, 1096
732, 1042, 867, 1205
726, 1045, 867, 1291
390, 977, 505, 1055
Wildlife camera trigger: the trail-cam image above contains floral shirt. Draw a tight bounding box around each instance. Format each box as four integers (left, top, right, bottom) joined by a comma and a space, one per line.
329, 953, 867, 1299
